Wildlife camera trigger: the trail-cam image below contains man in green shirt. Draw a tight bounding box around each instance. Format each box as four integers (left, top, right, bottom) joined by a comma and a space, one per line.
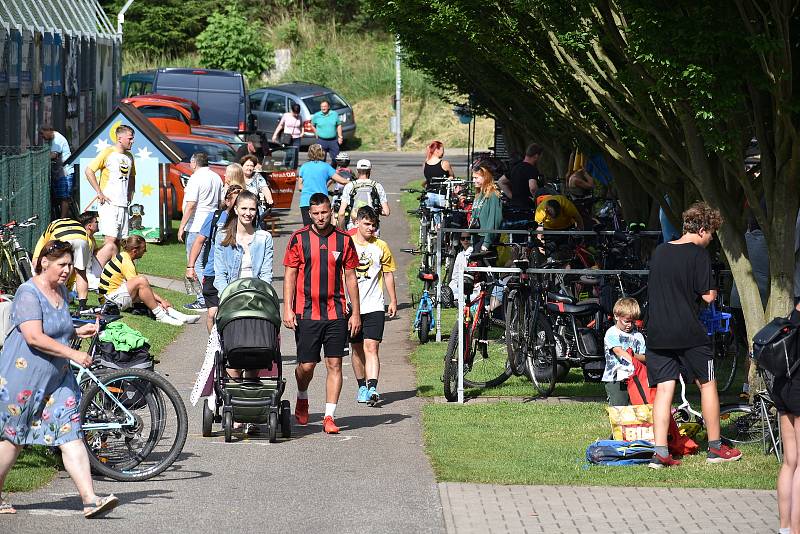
311, 100, 343, 162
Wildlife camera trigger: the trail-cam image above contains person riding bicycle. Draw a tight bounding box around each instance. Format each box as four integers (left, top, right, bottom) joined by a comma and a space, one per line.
336, 159, 391, 230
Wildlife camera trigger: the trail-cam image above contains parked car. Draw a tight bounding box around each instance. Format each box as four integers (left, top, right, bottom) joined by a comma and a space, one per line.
152, 68, 255, 135
120, 70, 155, 98
249, 82, 356, 147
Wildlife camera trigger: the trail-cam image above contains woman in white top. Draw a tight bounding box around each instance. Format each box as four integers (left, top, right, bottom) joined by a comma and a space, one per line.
271, 103, 303, 150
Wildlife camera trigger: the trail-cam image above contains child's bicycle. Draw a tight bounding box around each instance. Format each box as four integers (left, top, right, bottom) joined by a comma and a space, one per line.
402, 248, 437, 343
71, 308, 188, 481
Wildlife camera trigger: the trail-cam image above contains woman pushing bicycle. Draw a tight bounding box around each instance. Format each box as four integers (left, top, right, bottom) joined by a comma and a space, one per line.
0, 240, 118, 518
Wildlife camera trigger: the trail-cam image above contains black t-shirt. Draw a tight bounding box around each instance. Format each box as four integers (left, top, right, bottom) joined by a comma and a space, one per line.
509, 162, 542, 207
646, 242, 713, 349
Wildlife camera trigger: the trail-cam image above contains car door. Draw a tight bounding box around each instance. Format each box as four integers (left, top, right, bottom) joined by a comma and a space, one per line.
249, 90, 267, 133
261, 92, 288, 138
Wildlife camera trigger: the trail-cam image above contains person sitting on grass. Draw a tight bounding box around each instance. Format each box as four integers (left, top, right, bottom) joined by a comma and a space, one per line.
602, 297, 646, 406
97, 235, 199, 326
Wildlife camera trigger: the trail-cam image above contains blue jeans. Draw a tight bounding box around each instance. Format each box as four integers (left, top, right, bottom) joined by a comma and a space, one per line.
186, 231, 205, 304
317, 138, 340, 162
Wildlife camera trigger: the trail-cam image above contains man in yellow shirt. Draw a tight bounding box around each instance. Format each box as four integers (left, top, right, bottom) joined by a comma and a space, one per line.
534, 195, 584, 230
32, 211, 98, 309
85, 124, 136, 267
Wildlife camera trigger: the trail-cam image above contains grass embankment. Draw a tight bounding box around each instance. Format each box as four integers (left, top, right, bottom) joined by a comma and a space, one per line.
6, 236, 194, 493
401, 183, 776, 489
123, 16, 493, 151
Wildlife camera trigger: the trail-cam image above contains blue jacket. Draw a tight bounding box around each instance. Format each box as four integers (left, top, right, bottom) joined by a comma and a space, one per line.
213, 229, 274, 294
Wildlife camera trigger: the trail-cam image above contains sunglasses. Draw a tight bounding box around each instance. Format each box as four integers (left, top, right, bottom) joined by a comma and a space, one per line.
460, 237, 471, 241
43, 240, 73, 255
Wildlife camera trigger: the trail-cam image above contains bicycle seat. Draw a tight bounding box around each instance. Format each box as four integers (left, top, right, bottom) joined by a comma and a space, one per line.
547, 292, 576, 305
546, 299, 600, 316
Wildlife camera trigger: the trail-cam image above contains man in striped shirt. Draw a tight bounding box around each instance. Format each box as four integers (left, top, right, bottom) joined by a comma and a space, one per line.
283, 192, 361, 434
32, 211, 98, 309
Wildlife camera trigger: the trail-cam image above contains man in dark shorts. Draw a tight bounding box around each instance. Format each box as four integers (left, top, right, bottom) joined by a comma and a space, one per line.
283, 193, 361, 434
645, 202, 742, 468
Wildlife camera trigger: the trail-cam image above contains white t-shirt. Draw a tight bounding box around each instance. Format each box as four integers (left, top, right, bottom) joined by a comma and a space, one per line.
240, 246, 253, 279
51, 131, 73, 176
183, 167, 223, 233
602, 325, 646, 382
352, 236, 396, 314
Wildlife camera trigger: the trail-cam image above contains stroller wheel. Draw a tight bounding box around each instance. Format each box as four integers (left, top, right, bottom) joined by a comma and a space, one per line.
202, 400, 214, 437
268, 411, 278, 443
223, 411, 233, 443
280, 400, 292, 439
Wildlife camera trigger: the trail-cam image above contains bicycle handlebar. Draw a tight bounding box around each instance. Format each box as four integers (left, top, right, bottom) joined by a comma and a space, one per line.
3, 215, 38, 229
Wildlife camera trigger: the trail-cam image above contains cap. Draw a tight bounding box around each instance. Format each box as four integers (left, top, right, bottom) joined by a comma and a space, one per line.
248, 134, 262, 147
356, 159, 371, 170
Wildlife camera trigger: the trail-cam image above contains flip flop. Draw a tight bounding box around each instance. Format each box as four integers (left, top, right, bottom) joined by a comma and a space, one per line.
84, 494, 119, 518
0, 500, 16, 514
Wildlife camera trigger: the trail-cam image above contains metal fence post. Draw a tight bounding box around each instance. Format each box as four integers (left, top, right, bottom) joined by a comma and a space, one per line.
457, 266, 464, 404
435, 227, 442, 342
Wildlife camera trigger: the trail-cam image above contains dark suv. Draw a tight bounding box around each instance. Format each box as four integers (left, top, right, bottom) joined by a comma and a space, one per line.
249, 82, 356, 147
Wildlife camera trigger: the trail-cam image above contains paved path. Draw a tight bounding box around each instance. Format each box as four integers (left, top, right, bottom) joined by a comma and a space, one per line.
4, 151, 781, 533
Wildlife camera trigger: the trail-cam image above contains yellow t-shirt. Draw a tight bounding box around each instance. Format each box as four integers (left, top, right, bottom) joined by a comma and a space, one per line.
87, 147, 136, 207
32, 218, 91, 259
352, 236, 396, 314
534, 195, 581, 229
98, 251, 137, 299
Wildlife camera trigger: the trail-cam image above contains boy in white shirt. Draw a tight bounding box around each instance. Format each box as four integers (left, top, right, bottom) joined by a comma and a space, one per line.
349, 206, 398, 405
602, 297, 646, 406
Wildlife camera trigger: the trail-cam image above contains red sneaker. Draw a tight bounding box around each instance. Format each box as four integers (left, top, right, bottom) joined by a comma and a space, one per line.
323, 415, 340, 434
648, 453, 681, 469
707, 443, 742, 463
295, 398, 309, 426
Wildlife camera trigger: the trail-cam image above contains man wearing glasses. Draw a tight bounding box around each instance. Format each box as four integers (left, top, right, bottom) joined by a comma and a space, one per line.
85, 124, 136, 267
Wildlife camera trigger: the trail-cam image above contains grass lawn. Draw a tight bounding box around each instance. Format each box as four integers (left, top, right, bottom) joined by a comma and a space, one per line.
401, 181, 771, 489
120, 220, 186, 281
423, 401, 778, 489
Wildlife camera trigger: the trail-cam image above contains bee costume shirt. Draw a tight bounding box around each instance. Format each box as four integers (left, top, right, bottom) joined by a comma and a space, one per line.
352, 236, 396, 314
87, 147, 136, 207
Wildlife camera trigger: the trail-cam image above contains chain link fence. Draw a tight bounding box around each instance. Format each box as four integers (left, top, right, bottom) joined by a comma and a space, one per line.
0, 147, 51, 250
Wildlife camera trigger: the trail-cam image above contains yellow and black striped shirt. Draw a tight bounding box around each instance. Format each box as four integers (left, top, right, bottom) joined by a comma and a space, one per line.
98, 251, 137, 299
32, 218, 91, 259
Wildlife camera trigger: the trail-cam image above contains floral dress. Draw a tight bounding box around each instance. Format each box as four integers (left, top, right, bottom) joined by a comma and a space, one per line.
0, 280, 81, 446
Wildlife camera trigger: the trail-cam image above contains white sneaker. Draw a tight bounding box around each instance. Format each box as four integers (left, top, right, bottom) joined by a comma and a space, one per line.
156, 313, 184, 326
167, 308, 200, 324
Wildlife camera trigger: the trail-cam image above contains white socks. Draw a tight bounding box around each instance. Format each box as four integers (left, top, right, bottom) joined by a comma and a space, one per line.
167, 307, 200, 324
325, 403, 336, 418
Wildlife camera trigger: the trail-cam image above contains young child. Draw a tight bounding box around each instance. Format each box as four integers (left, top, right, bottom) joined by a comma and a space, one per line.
602, 297, 646, 406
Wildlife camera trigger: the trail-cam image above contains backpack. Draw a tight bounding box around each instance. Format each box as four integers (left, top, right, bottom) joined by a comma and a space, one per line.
201, 209, 225, 267
347, 179, 382, 221
585, 439, 654, 465
753, 316, 800, 378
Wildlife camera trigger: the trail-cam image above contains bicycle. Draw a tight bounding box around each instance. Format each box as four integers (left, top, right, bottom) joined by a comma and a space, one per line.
442, 250, 511, 401
72, 310, 189, 481
402, 248, 437, 343
0, 215, 37, 294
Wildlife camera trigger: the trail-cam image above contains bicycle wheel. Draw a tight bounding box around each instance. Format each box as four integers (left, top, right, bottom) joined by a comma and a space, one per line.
525, 314, 558, 397
443, 322, 462, 401
418, 314, 430, 344
719, 404, 761, 445
0, 248, 22, 293
80, 368, 188, 481
504, 288, 528, 376
713, 330, 738, 393
463, 309, 512, 389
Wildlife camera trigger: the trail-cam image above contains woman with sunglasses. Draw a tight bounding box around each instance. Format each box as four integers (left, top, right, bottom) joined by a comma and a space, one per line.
0, 240, 119, 517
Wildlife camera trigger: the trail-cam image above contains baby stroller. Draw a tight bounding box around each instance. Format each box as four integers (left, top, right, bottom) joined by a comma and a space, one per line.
202, 278, 290, 443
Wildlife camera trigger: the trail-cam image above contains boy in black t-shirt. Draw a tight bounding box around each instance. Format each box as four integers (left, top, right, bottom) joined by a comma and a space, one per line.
645, 202, 742, 468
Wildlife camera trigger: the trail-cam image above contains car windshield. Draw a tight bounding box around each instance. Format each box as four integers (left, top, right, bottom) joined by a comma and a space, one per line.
302, 93, 348, 114
261, 146, 298, 170
173, 140, 236, 165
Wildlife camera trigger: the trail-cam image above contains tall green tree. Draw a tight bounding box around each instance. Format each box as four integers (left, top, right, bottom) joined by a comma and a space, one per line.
371, 0, 800, 346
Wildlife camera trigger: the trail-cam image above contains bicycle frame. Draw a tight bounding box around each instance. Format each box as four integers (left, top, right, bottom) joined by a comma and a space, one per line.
71, 361, 138, 431
413, 289, 435, 331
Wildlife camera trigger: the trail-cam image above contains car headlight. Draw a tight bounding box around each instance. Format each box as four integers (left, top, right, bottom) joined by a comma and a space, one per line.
179, 173, 191, 187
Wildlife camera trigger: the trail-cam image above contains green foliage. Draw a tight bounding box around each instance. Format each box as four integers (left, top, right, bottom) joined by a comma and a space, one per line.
274, 19, 303, 48
195, 4, 275, 83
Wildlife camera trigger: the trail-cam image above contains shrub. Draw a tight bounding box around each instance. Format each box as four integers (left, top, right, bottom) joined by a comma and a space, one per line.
274, 19, 303, 48
195, 4, 275, 82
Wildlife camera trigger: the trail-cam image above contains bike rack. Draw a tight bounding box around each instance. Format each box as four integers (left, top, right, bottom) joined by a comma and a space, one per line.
454, 264, 650, 404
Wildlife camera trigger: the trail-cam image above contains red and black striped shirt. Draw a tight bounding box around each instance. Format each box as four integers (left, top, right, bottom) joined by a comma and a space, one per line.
283, 225, 359, 320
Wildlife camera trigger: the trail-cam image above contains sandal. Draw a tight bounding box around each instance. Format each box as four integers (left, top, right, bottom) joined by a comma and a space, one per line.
83, 494, 119, 518
0, 500, 16, 514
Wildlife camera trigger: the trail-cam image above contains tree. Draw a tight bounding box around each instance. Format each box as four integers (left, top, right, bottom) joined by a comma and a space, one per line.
195, 4, 275, 82
370, 0, 800, 349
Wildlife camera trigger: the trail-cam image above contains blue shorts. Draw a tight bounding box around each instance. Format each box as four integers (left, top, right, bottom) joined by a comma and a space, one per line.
53, 173, 74, 200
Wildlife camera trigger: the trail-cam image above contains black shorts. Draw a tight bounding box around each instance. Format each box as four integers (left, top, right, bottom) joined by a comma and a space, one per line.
202, 276, 219, 308
296, 318, 348, 362
645, 345, 714, 385
771, 376, 800, 416
350, 311, 386, 343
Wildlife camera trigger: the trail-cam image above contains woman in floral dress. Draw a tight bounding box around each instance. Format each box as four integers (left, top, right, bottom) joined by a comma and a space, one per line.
0, 240, 118, 518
